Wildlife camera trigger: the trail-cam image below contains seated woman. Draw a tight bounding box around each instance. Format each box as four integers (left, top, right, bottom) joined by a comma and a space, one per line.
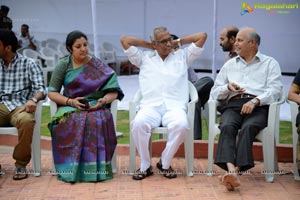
48, 30, 124, 183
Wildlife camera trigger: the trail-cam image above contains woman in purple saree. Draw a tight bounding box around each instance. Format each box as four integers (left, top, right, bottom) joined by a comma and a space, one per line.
48, 31, 124, 183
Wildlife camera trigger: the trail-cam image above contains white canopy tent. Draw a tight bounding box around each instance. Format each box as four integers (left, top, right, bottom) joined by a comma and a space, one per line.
4, 0, 300, 75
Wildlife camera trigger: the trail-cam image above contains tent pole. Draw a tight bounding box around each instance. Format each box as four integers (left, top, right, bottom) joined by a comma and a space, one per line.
91, 0, 99, 57
212, 0, 217, 79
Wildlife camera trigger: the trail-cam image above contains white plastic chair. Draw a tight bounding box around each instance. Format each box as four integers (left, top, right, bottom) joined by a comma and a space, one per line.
49, 99, 118, 173
34, 40, 42, 52
102, 42, 130, 75
39, 47, 59, 85
44, 38, 61, 47
287, 100, 300, 181
129, 81, 198, 177
46, 42, 65, 58
57, 44, 69, 57
16, 47, 28, 55
46, 42, 59, 52
100, 51, 120, 75
102, 42, 118, 52
39, 47, 59, 67
0, 100, 46, 176
23, 49, 43, 67
207, 89, 285, 182
101, 42, 126, 59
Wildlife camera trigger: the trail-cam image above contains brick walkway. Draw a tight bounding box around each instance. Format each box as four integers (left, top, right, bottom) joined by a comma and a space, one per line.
0, 146, 300, 200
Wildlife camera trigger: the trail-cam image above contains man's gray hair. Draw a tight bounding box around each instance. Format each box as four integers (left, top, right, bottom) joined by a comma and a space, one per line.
150, 27, 168, 42
248, 32, 261, 46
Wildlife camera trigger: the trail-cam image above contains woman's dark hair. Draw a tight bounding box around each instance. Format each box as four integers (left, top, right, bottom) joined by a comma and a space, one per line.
0, 29, 18, 53
65, 30, 88, 53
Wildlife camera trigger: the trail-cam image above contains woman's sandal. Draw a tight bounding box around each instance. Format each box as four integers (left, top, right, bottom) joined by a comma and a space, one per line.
156, 161, 177, 179
132, 166, 153, 180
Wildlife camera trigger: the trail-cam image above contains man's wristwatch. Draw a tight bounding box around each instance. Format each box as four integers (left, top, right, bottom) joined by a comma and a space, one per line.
31, 97, 38, 103
176, 38, 181, 48
250, 98, 258, 106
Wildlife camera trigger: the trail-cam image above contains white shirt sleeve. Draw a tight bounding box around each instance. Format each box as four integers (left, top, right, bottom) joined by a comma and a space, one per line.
124, 46, 143, 67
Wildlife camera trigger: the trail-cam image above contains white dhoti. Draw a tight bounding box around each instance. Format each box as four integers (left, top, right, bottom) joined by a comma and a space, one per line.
131, 104, 189, 171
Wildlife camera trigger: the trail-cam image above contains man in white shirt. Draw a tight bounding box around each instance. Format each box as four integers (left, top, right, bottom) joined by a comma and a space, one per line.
120, 27, 207, 180
210, 27, 283, 191
18, 24, 37, 50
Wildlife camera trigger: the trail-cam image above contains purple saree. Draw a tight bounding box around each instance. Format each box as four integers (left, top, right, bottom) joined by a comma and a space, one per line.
48, 56, 123, 182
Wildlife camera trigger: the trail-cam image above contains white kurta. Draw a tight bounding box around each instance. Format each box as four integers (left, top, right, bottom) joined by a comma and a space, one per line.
125, 43, 204, 171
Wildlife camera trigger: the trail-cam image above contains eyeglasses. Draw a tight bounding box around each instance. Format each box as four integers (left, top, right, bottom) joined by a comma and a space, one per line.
156, 37, 173, 45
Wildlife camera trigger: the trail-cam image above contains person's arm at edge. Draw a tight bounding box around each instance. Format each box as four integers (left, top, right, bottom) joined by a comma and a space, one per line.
120, 35, 153, 50
288, 84, 300, 104
27, 32, 37, 50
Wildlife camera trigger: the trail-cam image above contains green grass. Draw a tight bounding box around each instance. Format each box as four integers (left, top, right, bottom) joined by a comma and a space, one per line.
41, 106, 51, 137
115, 110, 130, 144
41, 106, 293, 144
279, 120, 293, 144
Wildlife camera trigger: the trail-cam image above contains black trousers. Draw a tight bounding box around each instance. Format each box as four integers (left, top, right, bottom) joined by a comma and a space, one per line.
214, 98, 268, 172
193, 76, 214, 139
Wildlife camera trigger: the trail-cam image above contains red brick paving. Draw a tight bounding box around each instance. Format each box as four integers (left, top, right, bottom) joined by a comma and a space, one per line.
0, 146, 300, 200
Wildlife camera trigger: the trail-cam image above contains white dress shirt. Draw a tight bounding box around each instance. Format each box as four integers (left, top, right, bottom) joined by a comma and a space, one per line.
18, 34, 36, 49
210, 51, 283, 106
125, 43, 203, 111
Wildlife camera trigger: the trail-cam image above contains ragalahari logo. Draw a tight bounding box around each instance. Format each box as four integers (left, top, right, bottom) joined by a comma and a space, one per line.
240, 2, 254, 15
240, 2, 298, 15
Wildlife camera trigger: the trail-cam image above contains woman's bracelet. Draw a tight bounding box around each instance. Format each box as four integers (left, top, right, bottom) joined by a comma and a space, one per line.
66, 97, 70, 106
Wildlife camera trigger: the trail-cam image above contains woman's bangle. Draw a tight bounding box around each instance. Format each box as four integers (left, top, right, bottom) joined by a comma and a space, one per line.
66, 97, 70, 106
103, 97, 107, 105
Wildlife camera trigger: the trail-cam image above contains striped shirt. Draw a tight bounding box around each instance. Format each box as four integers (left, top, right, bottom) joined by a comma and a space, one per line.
0, 53, 46, 111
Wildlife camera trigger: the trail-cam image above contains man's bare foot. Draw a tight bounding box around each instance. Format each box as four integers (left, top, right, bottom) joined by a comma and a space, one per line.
223, 173, 241, 188
218, 175, 234, 191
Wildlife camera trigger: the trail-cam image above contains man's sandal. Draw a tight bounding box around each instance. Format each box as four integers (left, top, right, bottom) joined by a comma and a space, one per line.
132, 166, 153, 180
13, 168, 28, 181
156, 161, 177, 179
